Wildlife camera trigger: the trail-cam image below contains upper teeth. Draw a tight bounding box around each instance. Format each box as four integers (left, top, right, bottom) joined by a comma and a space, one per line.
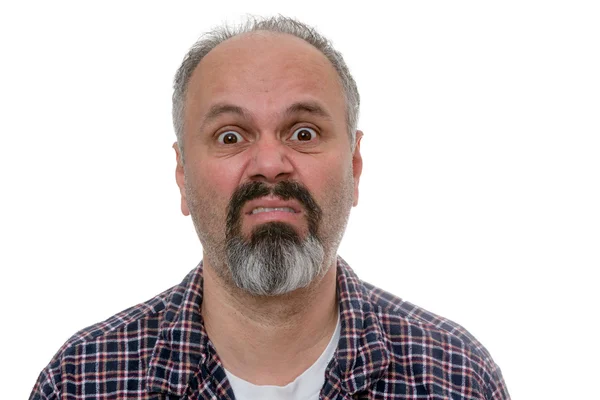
251, 207, 296, 214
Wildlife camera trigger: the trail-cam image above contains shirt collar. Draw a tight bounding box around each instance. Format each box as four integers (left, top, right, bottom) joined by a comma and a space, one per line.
146, 264, 209, 395
145, 257, 391, 397
331, 257, 392, 395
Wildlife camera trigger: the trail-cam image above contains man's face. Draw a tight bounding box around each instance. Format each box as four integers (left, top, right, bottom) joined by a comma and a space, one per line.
175, 32, 362, 294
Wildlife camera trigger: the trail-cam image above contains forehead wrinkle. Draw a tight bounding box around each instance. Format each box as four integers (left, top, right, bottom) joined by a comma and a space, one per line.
197, 102, 254, 133
188, 35, 345, 138
282, 101, 333, 122
198, 99, 335, 135
205, 103, 251, 122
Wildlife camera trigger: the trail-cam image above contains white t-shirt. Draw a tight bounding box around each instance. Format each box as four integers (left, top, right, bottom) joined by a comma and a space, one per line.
224, 313, 341, 400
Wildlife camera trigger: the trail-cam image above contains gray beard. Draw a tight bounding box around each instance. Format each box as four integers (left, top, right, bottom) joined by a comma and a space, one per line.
226, 222, 325, 296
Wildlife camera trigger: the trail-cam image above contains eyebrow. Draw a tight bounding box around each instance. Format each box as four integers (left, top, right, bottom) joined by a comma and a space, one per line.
202, 103, 250, 125
199, 100, 333, 131
283, 101, 333, 121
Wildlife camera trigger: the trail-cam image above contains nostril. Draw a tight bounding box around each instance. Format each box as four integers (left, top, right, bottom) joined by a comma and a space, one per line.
249, 171, 291, 184
249, 174, 269, 183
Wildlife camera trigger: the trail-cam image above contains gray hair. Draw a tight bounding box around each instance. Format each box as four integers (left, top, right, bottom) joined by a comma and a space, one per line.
172, 15, 360, 158
226, 229, 325, 296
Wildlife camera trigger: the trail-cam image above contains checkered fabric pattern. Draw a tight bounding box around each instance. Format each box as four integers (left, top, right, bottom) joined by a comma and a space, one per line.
30, 257, 510, 399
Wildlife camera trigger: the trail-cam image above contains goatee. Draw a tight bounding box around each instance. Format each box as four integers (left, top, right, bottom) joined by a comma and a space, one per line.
224, 181, 325, 296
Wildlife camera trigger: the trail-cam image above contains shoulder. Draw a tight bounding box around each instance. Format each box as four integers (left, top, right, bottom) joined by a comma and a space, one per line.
361, 281, 510, 399
59, 284, 173, 355
363, 281, 481, 347
29, 283, 178, 399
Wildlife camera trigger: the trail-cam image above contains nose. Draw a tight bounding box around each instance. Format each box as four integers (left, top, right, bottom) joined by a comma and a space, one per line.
245, 136, 294, 183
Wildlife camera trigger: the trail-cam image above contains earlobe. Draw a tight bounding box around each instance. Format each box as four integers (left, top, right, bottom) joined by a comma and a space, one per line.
173, 143, 190, 216
352, 131, 363, 207
181, 197, 190, 216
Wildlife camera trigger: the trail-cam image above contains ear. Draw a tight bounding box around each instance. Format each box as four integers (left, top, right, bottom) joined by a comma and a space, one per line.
173, 142, 190, 216
352, 130, 363, 207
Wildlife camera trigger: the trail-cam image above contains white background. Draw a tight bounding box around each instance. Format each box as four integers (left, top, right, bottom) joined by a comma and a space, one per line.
1, 1, 599, 399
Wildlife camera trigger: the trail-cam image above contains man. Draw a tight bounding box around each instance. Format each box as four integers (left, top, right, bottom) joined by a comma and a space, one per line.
30, 16, 510, 399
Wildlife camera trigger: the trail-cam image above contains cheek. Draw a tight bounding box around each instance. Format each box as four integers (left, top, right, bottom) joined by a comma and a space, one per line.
304, 157, 355, 213
184, 160, 243, 229
194, 159, 244, 201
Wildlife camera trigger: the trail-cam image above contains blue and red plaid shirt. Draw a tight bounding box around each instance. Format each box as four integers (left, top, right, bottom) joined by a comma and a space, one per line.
30, 257, 510, 399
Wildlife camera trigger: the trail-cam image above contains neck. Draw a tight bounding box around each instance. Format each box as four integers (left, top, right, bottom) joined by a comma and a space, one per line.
201, 256, 339, 386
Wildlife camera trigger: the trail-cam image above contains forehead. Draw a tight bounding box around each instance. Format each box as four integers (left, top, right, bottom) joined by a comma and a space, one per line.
184, 32, 346, 126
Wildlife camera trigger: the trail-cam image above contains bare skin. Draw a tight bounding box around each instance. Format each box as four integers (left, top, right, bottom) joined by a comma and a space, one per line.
201, 257, 338, 385
174, 31, 363, 385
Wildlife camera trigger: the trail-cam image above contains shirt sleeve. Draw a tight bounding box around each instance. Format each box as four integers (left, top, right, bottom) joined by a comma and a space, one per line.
29, 367, 60, 400
483, 359, 511, 400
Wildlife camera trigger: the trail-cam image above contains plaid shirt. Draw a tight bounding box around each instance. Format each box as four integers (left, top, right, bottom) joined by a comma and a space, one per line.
30, 257, 510, 399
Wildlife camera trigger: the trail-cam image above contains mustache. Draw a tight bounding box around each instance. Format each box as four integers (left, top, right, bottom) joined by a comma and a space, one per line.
226, 181, 322, 236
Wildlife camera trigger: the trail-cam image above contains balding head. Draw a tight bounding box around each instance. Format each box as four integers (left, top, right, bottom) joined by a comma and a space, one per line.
172, 16, 360, 159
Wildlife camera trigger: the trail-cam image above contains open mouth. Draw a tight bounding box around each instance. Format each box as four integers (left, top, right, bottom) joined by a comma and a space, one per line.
243, 196, 303, 217
250, 207, 298, 215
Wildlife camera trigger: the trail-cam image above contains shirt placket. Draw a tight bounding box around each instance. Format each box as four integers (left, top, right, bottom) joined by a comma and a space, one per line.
183, 349, 235, 400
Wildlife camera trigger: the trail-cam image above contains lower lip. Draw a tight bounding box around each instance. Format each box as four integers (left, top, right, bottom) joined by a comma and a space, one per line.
245, 210, 302, 225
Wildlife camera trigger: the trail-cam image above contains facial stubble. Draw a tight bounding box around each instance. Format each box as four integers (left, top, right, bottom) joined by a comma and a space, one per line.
186, 165, 355, 297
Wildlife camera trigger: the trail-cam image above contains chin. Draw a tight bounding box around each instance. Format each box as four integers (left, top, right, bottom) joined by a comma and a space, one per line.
247, 221, 303, 244
225, 221, 326, 296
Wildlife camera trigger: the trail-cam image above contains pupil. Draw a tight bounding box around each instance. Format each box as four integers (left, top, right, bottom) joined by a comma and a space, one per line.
298, 129, 311, 140
224, 133, 237, 144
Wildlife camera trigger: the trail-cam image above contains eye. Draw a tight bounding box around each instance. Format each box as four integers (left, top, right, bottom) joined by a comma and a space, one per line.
217, 130, 244, 144
290, 127, 317, 141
